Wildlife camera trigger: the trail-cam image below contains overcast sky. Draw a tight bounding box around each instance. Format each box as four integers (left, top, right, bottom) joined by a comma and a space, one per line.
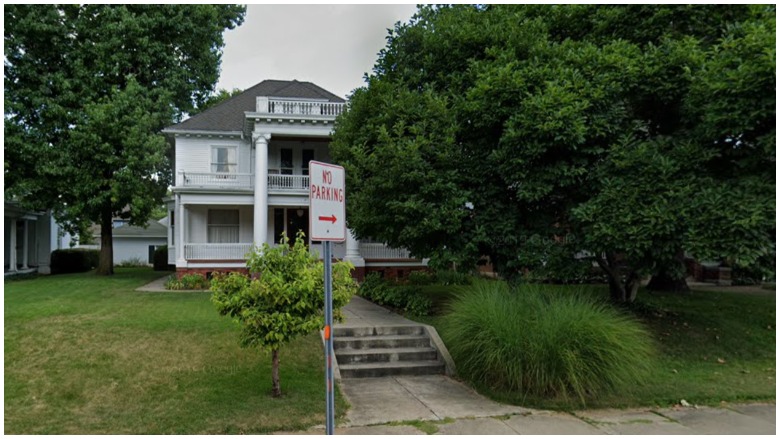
216, 4, 418, 99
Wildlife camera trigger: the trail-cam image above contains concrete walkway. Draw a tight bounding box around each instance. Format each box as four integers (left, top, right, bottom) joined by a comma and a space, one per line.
291, 296, 777, 435
135, 275, 170, 292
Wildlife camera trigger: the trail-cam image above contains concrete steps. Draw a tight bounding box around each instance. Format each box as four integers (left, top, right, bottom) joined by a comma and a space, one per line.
334, 325, 446, 378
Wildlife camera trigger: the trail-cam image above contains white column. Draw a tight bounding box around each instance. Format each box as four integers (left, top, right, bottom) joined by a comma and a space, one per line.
345, 229, 365, 267
8, 219, 17, 272
177, 196, 186, 265
21, 220, 29, 270
253, 133, 269, 247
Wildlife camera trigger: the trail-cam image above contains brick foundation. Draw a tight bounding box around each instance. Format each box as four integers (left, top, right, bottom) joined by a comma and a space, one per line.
351, 266, 366, 282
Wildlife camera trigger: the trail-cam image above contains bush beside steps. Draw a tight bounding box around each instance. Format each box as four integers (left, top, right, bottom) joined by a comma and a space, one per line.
441, 281, 654, 405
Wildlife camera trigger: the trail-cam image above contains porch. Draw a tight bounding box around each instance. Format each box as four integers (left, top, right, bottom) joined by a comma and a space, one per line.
166, 202, 419, 269
4, 207, 47, 275
177, 171, 309, 193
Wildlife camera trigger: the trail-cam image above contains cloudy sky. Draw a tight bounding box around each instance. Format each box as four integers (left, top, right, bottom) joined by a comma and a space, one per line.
216, 4, 418, 99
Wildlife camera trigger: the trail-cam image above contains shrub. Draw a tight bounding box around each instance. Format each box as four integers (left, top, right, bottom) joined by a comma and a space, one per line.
50, 249, 99, 274
153, 246, 173, 271
165, 273, 209, 290
407, 270, 435, 285
441, 281, 654, 405
358, 273, 432, 316
433, 269, 472, 286
115, 257, 148, 268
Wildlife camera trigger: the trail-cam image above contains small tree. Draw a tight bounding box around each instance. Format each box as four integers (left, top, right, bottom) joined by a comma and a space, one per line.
210, 232, 357, 397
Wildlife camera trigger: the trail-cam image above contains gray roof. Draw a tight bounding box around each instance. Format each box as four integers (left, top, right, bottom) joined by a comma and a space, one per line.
93, 220, 167, 239
164, 79, 345, 133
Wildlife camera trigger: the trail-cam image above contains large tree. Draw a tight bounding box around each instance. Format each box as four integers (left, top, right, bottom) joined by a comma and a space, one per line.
5, 5, 245, 274
331, 5, 775, 302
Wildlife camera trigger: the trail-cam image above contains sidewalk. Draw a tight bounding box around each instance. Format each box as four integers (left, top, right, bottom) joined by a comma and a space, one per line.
280, 402, 775, 434
287, 296, 777, 435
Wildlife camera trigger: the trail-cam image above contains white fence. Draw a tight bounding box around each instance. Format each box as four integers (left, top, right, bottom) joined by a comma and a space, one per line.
268, 174, 309, 191
184, 243, 253, 260
359, 243, 413, 260
266, 99, 345, 117
180, 172, 253, 189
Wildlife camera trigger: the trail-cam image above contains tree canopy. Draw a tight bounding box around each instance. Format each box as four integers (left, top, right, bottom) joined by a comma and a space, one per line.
4, 4, 246, 274
331, 4, 775, 302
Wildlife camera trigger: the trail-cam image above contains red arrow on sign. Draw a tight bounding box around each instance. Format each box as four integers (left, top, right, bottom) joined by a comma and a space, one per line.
318, 215, 337, 224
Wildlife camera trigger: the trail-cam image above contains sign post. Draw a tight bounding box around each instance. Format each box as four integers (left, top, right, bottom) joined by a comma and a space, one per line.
309, 161, 346, 436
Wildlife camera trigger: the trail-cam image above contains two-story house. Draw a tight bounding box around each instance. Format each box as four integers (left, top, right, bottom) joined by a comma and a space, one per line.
162, 79, 426, 280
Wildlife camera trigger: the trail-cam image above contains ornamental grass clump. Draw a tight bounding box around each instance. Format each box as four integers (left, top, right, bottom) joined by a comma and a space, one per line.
441, 281, 654, 405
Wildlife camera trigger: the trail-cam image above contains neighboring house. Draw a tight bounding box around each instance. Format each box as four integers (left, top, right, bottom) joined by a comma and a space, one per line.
161, 79, 426, 280
4, 201, 55, 275
91, 218, 168, 265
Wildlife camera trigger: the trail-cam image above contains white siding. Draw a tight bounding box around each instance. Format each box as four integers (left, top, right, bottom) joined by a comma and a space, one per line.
175, 137, 250, 185
114, 237, 167, 265
239, 206, 254, 243
187, 206, 209, 243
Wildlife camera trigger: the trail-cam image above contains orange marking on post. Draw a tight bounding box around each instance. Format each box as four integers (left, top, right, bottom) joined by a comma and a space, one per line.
324, 325, 331, 340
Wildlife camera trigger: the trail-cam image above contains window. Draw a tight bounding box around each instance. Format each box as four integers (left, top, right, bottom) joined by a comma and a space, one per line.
301, 149, 314, 176
208, 209, 239, 243
280, 148, 293, 175
148, 245, 158, 264
211, 146, 237, 173
170, 210, 175, 245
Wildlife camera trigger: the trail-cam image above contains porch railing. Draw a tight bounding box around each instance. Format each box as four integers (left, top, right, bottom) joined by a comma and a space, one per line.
268, 174, 309, 191
168, 246, 176, 264
263, 98, 345, 117
359, 243, 414, 260
184, 243, 253, 260
180, 172, 253, 189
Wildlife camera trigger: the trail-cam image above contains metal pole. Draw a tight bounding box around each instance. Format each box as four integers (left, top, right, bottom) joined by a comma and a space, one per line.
324, 241, 335, 435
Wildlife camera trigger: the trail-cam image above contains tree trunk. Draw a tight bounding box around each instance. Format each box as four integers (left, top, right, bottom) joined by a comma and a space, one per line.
271, 349, 281, 397
647, 249, 689, 292
624, 270, 640, 303
96, 205, 114, 275
596, 253, 627, 303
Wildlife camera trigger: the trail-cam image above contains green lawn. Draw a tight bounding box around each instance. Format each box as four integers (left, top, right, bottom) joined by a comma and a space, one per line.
414, 283, 776, 410
5, 268, 345, 434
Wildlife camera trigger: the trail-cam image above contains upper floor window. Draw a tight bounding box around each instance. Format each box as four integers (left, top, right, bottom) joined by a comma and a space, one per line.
280, 148, 293, 175
211, 146, 237, 173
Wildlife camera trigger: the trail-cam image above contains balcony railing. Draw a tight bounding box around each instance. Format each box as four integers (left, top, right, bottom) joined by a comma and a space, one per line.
180, 172, 253, 189
359, 243, 414, 260
259, 98, 345, 117
268, 174, 309, 192
184, 243, 253, 260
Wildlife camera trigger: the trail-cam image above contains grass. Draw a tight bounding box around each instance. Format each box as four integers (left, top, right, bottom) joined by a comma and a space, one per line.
414, 282, 776, 410
4, 268, 346, 434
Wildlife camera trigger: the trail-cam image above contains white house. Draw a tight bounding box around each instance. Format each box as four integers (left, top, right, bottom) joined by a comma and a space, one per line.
5, 201, 54, 275
91, 219, 168, 266
162, 79, 426, 280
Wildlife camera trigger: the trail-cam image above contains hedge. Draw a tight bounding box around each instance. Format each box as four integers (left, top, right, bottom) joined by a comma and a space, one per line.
50, 249, 99, 274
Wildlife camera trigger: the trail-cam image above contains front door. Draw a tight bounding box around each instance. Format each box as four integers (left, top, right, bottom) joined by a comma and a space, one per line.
286, 208, 309, 245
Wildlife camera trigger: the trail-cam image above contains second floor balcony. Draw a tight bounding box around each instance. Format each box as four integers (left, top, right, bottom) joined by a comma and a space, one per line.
178, 171, 309, 193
